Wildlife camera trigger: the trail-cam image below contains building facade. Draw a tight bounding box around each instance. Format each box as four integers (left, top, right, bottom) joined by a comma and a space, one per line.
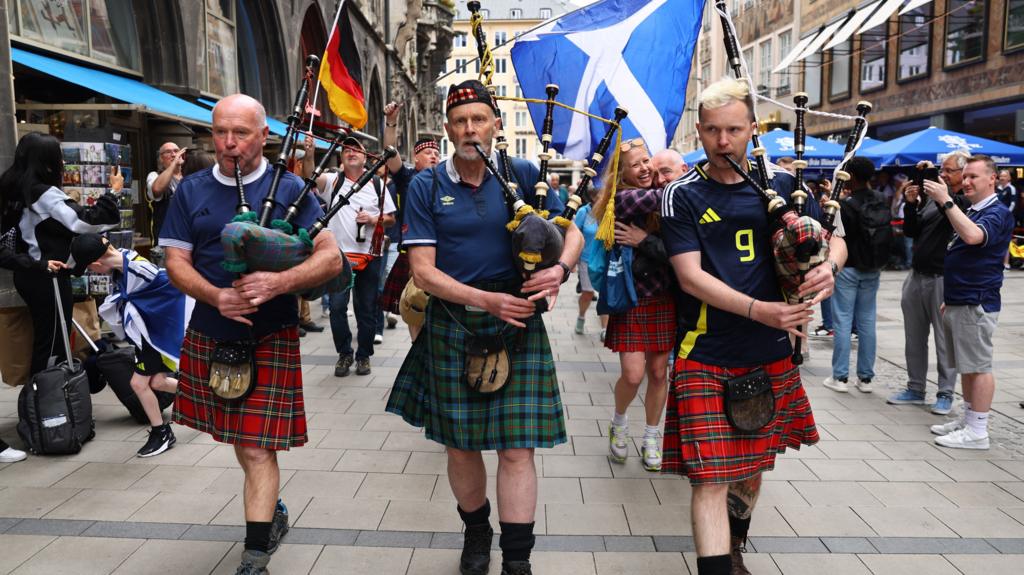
441, 0, 575, 179
791, 0, 1024, 144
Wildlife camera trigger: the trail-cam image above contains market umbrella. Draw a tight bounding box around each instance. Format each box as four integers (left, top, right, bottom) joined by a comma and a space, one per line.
861, 127, 1024, 167
680, 129, 848, 169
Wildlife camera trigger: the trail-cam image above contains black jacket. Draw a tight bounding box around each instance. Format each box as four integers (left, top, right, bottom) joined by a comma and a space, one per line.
902, 191, 969, 276
18, 184, 120, 263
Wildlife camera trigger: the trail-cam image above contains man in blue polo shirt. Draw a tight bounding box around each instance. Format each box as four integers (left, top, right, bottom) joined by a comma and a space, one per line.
386, 79, 583, 575
660, 78, 847, 575
924, 154, 1014, 450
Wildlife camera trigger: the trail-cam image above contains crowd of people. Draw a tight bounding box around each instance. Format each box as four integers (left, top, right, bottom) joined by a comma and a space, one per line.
0, 73, 1018, 575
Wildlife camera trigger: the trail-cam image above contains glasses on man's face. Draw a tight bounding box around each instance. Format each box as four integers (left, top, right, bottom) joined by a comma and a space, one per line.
940, 167, 962, 175
161, 149, 180, 156
619, 138, 645, 153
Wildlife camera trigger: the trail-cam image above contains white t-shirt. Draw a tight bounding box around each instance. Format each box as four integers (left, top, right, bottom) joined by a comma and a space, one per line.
317, 171, 396, 254
145, 170, 179, 202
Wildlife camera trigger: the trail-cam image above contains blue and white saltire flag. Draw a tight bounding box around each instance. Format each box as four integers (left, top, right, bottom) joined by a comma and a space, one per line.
510, 0, 705, 160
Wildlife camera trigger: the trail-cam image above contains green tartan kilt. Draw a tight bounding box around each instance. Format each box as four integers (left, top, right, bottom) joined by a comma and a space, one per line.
385, 282, 567, 451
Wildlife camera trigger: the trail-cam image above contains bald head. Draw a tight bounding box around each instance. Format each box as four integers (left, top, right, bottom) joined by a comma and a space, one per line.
652, 149, 687, 187
211, 93, 269, 176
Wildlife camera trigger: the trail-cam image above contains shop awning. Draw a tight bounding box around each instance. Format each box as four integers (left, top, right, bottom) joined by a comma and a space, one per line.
12, 47, 214, 126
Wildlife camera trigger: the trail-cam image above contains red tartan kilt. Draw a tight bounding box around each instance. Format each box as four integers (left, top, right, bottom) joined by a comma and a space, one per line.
662, 356, 818, 484
380, 252, 411, 314
173, 326, 307, 451
604, 295, 676, 353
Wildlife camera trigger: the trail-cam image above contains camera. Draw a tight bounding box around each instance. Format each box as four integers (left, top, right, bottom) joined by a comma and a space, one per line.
914, 162, 940, 191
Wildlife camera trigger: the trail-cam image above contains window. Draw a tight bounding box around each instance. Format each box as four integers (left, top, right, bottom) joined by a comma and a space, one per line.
515, 111, 528, 127
540, 8, 552, 19
829, 38, 851, 101
1008, 0, 1024, 51
703, 2, 712, 31
496, 58, 507, 74
860, 23, 887, 93
510, 8, 522, 19
441, 139, 449, 156
205, 0, 238, 96
515, 138, 527, 155
743, 47, 754, 76
494, 31, 507, 45
758, 40, 772, 96
898, 4, 932, 81
515, 84, 522, 98
475, 59, 480, 73
495, 85, 507, 97
481, 8, 489, 18
454, 33, 468, 48
701, 63, 711, 86
804, 52, 822, 107
455, 58, 468, 73
12, 0, 141, 71
945, 0, 986, 67
777, 31, 792, 95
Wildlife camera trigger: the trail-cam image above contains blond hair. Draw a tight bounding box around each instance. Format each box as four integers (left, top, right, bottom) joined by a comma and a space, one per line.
698, 77, 755, 123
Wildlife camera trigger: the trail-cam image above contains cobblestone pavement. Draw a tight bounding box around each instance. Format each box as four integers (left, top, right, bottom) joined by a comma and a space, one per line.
1, 270, 1023, 574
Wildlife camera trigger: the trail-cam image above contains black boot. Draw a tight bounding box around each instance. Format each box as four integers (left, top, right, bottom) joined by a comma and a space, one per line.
729, 515, 751, 575
458, 501, 493, 575
499, 521, 535, 575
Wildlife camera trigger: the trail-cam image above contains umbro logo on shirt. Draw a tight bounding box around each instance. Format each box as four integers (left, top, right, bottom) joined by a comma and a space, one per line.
699, 207, 722, 224
196, 207, 210, 218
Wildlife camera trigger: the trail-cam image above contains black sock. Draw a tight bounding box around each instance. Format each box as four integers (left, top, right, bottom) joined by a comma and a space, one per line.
729, 515, 751, 542
458, 499, 491, 530
244, 521, 273, 552
696, 554, 732, 575
498, 521, 535, 564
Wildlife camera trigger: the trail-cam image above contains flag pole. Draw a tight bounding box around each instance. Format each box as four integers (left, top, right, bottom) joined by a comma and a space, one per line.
309, 0, 348, 133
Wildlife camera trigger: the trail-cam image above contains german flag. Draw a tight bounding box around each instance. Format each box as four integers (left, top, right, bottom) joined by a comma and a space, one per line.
319, 2, 367, 129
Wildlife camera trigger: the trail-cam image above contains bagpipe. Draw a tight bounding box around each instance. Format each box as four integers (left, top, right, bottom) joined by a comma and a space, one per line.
219, 55, 397, 298
466, 1, 627, 297
714, 0, 871, 364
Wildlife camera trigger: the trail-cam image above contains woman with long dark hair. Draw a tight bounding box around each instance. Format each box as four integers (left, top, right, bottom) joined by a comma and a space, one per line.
591, 138, 676, 472
0, 132, 120, 376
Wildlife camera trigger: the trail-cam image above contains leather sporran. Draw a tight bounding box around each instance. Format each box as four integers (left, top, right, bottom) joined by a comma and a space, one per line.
723, 368, 776, 432
464, 334, 510, 394
208, 341, 256, 400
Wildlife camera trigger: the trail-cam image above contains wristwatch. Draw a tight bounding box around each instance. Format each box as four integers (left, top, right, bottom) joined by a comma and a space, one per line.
829, 260, 839, 277
938, 200, 955, 212
557, 261, 572, 284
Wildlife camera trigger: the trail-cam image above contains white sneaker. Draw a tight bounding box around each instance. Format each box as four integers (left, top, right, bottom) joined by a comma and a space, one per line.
0, 446, 27, 463
930, 419, 965, 436
935, 427, 990, 450
855, 379, 873, 393
608, 422, 629, 463
641, 436, 662, 471
373, 334, 383, 345
823, 377, 849, 393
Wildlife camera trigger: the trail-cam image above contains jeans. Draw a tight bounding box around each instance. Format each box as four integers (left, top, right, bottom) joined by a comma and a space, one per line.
820, 296, 833, 330
831, 267, 880, 381
375, 243, 400, 336
330, 256, 383, 360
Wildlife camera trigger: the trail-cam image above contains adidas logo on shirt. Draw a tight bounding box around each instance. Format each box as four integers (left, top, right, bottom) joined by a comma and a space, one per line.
699, 207, 721, 224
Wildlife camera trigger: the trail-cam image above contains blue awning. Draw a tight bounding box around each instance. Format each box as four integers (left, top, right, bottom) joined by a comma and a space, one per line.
12, 47, 214, 126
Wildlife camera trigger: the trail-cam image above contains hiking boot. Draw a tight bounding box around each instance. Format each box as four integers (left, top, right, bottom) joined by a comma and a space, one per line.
356, 357, 371, 375
234, 549, 270, 575
335, 355, 354, 377
460, 525, 493, 575
608, 422, 629, 463
267, 499, 289, 555
500, 561, 533, 575
137, 425, 175, 458
730, 536, 751, 575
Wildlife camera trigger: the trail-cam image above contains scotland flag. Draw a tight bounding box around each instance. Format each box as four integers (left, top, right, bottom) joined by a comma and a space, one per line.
510, 0, 705, 160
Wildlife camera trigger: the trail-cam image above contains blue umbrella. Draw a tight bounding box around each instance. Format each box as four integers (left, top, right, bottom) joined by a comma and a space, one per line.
681, 129, 848, 169
861, 127, 1024, 167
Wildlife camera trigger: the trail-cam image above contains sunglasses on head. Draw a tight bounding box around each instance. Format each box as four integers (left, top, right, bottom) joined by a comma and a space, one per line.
619, 138, 646, 153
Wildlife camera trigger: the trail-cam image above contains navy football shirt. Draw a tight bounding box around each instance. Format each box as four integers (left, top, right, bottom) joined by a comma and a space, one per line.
661, 161, 831, 367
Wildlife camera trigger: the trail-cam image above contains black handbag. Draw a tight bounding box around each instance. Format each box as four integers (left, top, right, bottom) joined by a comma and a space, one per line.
723, 368, 776, 432
209, 341, 256, 400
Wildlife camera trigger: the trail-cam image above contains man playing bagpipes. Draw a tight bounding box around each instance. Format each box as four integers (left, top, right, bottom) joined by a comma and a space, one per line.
314, 137, 396, 378
160, 94, 343, 575
660, 78, 848, 575
385, 79, 583, 575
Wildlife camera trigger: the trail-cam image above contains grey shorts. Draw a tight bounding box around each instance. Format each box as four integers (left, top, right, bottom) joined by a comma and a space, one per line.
942, 304, 998, 374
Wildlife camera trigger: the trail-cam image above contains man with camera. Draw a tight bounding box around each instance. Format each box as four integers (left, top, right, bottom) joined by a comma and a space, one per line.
887, 151, 970, 415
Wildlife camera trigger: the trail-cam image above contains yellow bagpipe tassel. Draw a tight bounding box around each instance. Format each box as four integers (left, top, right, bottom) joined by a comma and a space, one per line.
552, 216, 572, 229
1010, 241, 1024, 259
595, 131, 624, 250
519, 251, 543, 264
506, 204, 536, 232
536, 210, 550, 219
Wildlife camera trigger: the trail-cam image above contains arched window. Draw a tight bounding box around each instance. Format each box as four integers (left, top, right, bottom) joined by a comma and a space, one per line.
11, 0, 141, 71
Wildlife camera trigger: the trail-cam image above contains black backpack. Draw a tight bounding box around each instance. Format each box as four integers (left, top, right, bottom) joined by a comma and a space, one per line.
846, 191, 894, 270
17, 277, 95, 454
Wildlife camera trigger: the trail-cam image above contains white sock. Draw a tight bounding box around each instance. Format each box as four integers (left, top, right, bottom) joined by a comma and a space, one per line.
644, 425, 660, 439
966, 410, 989, 437
961, 401, 972, 423
612, 412, 628, 427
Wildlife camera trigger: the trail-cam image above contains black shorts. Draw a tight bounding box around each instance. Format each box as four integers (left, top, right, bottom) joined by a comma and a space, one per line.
135, 340, 171, 376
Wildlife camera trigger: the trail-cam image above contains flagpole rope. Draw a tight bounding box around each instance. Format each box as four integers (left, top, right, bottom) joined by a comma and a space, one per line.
493, 96, 623, 127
